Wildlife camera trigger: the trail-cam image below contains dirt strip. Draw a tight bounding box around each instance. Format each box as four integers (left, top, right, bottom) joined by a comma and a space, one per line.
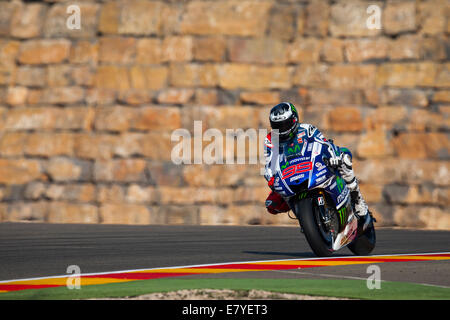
92, 289, 353, 300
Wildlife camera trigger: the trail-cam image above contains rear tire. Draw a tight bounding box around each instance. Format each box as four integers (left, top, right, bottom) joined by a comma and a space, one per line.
294, 199, 334, 257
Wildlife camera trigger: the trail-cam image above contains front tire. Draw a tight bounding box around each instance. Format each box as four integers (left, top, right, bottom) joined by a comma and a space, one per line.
294, 199, 334, 257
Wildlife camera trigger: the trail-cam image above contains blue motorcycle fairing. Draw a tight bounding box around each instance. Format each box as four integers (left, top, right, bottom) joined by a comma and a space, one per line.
271, 132, 350, 211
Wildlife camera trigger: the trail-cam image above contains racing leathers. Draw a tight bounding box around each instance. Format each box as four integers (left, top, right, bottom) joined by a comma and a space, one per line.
264, 123, 372, 229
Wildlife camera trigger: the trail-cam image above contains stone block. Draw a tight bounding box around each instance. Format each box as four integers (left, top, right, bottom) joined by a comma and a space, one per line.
10, 3, 46, 39
328, 106, 364, 132
219, 64, 291, 90
136, 38, 163, 64
383, 1, 416, 35
288, 38, 322, 63
0, 159, 42, 185
94, 159, 148, 183
162, 36, 193, 62
100, 204, 151, 225
118, 0, 166, 36
305, 0, 330, 36
99, 37, 136, 64
229, 38, 287, 64
180, 1, 272, 36
344, 38, 389, 62
46, 157, 92, 182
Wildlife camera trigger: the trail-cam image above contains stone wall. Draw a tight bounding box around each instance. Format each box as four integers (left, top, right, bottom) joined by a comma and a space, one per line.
0, 0, 448, 229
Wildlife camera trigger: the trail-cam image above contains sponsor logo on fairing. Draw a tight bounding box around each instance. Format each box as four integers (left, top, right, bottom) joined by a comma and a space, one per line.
318, 197, 324, 205
316, 175, 326, 183
337, 186, 349, 204
316, 169, 327, 177
286, 144, 301, 155
282, 162, 313, 180
289, 156, 311, 164
290, 174, 305, 182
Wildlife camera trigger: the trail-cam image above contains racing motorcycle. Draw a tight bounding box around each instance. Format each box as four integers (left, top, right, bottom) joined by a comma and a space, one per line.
270, 133, 376, 257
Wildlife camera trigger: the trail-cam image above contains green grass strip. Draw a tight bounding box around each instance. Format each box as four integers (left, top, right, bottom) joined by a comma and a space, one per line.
0, 278, 449, 300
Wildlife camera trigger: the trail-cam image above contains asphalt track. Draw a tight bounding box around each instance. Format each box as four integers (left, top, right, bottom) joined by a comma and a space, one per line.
0, 222, 449, 288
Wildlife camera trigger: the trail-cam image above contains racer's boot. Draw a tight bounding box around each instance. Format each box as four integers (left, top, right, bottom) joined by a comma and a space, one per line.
338, 154, 375, 231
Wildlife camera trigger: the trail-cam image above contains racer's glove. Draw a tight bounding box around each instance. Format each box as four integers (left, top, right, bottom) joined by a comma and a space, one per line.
323, 152, 343, 169
329, 152, 343, 168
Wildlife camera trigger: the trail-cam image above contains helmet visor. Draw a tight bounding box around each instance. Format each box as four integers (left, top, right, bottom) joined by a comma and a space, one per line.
270, 118, 296, 137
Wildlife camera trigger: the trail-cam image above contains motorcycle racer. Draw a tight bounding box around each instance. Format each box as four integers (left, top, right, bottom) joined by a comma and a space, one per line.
264, 102, 374, 231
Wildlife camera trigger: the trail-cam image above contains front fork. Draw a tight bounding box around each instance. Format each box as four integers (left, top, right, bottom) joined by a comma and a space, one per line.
316, 191, 335, 235
316, 192, 328, 221
289, 191, 335, 236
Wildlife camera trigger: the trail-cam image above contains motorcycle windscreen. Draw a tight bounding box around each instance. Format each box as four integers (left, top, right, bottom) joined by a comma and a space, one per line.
281, 135, 306, 160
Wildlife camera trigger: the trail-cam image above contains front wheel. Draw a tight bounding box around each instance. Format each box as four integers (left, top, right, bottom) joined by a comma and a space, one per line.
294, 199, 334, 257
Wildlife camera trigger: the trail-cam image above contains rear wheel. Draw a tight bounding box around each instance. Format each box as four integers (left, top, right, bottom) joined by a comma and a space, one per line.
294, 199, 335, 257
